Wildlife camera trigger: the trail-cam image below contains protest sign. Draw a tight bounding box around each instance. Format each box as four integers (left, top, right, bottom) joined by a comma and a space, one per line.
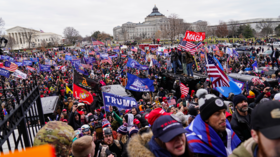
102, 92, 137, 111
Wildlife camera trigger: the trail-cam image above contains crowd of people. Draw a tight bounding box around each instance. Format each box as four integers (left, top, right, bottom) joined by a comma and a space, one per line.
2, 40, 280, 157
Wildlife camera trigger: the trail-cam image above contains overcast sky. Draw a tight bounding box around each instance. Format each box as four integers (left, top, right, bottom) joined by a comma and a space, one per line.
1, 0, 279, 37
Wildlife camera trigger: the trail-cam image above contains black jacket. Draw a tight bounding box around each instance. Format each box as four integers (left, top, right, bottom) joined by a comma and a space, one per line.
68, 111, 81, 130
230, 108, 253, 142
270, 47, 279, 59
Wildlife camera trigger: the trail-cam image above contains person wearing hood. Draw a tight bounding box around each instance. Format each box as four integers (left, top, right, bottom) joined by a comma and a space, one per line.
186, 89, 241, 157
68, 104, 82, 130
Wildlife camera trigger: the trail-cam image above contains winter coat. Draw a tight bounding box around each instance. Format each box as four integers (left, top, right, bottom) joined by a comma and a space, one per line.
229, 138, 257, 157
186, 114, 241, 157
127, 130, 155, 157
68, 111, 81, 130
185, 52, 193, 64
230, 108, 253, 142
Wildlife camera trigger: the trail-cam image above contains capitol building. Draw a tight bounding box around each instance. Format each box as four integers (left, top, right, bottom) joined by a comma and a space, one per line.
113, 5, 170, 41
6, 26, 63, 50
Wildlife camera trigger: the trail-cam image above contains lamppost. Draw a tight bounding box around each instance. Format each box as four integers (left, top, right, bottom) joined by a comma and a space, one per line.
0, 37, 8, 55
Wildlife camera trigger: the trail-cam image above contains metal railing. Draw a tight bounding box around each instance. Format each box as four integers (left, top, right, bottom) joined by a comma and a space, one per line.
0, 75, 45, 154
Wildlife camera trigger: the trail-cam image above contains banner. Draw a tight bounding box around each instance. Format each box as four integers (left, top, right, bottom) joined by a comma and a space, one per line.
74, 70, 99, 90
73, 62, 88, 75
39, 64, 51, 72
13, 70, 27, 79
126, 73, 154, 92
0, 68, 10, 78
30, 58, 39, 62
102, 92, 137, 111
65, 55, 72, 61
4, 61, 11, 67
71, 59, 81, 66
183, 30, 205, 42
126, 57, 149, 70
84, 57, 96, 64
152, 58, 160, 68
23, 60, 33, 66
9, 57, 15, 62
73, 84, 93, 105
1, 55, 10, 60
100, 53, 109, 60
26, 66, 36, 71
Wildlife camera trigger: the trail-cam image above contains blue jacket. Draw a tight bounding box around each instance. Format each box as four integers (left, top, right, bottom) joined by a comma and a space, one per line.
148, 137, 173, 157
186, 114, 241, 157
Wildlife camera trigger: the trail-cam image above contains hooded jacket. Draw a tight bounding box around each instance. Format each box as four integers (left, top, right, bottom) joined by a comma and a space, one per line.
186, 114, 241, 157
229, 138, 257, 157
68, 111, 81, 130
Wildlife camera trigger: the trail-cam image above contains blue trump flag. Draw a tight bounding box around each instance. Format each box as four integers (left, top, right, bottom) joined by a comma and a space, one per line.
39, 64, 51, 72
127, 57, 149, 70
212, 56, 242, 97
100, 53, 109, 60
71, 59, 81, 66
30, 58, 39, 62
0, 68, 10, 78
65, 55, 72, 61
4, 61, 11, 67
73, 62, 89, 75
84, 57, 96, 64
9, 57, 15, 62
152, 58, 160, 68
15, 62, 23, 66
252, 61, 258, 72
102, 92, 137, 111
1, 55, 10, 60
23, 60, 33, 66
126, 73, 154, 92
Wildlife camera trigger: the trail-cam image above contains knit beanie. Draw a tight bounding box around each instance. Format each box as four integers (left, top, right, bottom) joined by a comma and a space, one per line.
117, 123, 128, 135
233, 94, 247, 108
197, 89, 227, 121
102, 119, 111, 128
72, 136, 94, 157
129, 127, 139, 137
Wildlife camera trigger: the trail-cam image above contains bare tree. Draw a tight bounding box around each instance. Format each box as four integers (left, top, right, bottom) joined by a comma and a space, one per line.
0, 17, 4, 36
50, 35, 61, 46
228, 20, 239, 37
155, 30, 161, 39
63, 27, 80, 45
21, 28, 38, 48
5, 35, 16, 50
119, 27, 128, 41
207, 27, 216, 37
256, 19, 273, 37
216, 21, 228, 37
41, 39, 47, 48
160, 14, 184, 43
140, 32, 147, 39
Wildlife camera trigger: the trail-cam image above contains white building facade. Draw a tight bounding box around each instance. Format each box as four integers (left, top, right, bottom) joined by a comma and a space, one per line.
6, 26, 63, 50
113, 5, 168, 41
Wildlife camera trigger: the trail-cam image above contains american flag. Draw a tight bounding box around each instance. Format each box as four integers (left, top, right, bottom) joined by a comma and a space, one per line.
178, 40, 203, 55
0, 62, 18, 72
91, 38, 104, 45
213, 45, 219, 51
131, 46, 137, 52
180, 83, 189, 96
206, 54, 230, 88
40, 29, 44, 33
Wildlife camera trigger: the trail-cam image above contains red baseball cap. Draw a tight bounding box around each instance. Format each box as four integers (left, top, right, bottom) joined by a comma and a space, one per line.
162, 97, 167, 101
133, 119, 140, 125
125, 109, 130, 114
62, 109, 67, 112
96, 109, 101, 112
145, 108, 171, 126
62, 119, 68, 122
78, 111, 85, 115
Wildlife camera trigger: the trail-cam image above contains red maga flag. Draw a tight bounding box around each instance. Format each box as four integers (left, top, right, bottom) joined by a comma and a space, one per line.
183, 30, 205, 42
180, 83, 189, 96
